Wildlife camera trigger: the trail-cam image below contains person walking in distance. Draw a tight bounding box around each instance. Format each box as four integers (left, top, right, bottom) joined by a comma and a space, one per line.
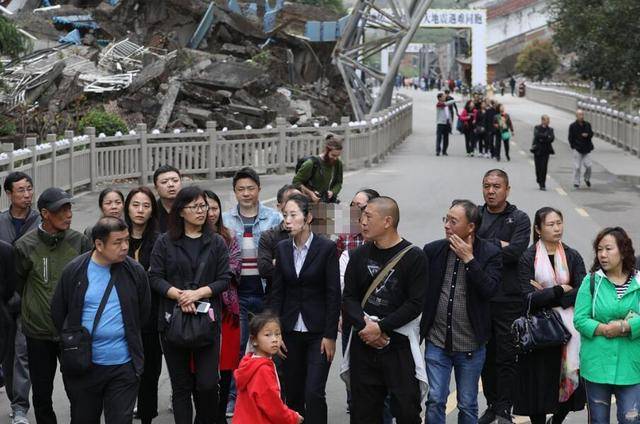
509, 76, 516, 96
342, 197, 428, 424
460, 100, 478, 157
484, 101, 498, 159
149, 186, 231, 424
477, 170, 531, 424
422, 200, 502, 424
435, 93, 456, 156
531, 115, 555, 191
573, 227, 640, 424
124, 187, 162, 424
51, 217, 151, 424
0, 171, 40, 424
514, 207, 587, 423
493, 104, 514, 162
568, 109, 594, 188
15, 188, 92, 424
269, 194, 340, 424
222, 167, 282, 416
153, 165, 182, 233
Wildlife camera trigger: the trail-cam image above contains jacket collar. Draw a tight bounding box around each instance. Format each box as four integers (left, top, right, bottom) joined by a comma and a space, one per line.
172, 226, 214, 247
480, 201, 516, 216
229, 203, 271, 221
37, 226, 67, 247
595, 269, 640, 293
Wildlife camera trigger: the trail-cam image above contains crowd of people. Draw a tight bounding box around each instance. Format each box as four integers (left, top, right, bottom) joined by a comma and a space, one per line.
0, 126, 638, 424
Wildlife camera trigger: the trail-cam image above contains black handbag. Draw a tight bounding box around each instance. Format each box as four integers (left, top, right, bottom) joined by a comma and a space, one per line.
165, 262, 217, 348
511, 293, 571, 353
60, 278, 115, 375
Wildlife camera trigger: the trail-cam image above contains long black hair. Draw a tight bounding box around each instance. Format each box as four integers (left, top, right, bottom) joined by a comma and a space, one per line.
203, 190, 233, 245
124, 186, 158, 242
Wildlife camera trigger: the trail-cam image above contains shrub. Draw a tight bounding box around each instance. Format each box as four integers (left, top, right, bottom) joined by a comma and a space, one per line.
78, 109, 128, 136
0, 117, 16, 136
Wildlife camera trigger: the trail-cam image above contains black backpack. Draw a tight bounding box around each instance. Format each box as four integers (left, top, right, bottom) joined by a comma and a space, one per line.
294, 156, 322, 186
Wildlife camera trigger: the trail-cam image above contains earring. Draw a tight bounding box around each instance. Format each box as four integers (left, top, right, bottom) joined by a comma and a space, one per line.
253, 343, 258, 347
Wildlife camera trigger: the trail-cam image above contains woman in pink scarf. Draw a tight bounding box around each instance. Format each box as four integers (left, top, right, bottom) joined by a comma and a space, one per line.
513, 207, 587, 424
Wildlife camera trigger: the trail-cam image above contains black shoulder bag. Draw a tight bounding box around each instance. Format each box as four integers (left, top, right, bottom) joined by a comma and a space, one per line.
60, 278, 115, 375
511, 292, 571, 354
165, 261, 217, 348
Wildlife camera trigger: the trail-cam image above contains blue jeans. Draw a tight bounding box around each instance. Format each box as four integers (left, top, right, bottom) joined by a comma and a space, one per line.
425, 342, 486, 424
585, 380, 640, 424
227, 294, 264, 408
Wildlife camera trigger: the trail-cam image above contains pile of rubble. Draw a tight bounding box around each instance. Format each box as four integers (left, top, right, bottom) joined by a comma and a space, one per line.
0, 0, 351, 142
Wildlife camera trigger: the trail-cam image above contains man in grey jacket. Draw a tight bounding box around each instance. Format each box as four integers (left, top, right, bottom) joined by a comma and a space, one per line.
1, 171, 39, 424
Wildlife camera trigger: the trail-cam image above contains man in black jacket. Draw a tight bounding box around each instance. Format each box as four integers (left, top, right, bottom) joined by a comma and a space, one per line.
484, 100, 498, 158
342, 197, 427, 424
477, 170, 531, 424
51, 217, 151, 424
531, 115, 555, 191
422, 200, 502, 424
0, 240, 16, 364
568, 109, 594, 188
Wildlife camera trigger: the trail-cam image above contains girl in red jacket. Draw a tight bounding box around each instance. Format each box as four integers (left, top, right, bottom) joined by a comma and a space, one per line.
233, 313, 303, 424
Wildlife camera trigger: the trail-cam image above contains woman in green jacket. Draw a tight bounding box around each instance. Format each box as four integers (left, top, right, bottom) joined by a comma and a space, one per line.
573, 227, 640, 424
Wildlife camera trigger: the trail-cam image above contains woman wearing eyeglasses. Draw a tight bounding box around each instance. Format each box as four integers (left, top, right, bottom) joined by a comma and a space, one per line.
149, 186, 231, 424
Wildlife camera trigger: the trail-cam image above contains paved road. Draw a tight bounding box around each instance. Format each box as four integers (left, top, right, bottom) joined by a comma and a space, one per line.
3, 89, 638, 423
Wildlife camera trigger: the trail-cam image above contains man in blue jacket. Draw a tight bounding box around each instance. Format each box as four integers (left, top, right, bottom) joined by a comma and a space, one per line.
422, 199, 502, 424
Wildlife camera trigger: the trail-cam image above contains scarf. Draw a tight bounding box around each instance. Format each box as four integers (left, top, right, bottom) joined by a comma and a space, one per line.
533, 241, 581, 402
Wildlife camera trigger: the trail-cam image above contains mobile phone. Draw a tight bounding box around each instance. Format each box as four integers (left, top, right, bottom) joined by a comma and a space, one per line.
195, 301, 210, 314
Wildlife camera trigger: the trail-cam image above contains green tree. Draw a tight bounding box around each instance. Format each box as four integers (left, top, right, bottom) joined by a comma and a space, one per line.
515, 40, 559, 81
550, 0, 640, 93
0, 16, 32, 59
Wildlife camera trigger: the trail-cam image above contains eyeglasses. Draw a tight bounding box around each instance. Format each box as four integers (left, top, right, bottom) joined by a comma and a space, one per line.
13, 187, 33, 194
183, 204, 209, 213
442, 216, 459, 226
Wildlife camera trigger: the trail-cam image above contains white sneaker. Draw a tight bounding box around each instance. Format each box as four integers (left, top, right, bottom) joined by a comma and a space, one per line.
11, 411, 30, 424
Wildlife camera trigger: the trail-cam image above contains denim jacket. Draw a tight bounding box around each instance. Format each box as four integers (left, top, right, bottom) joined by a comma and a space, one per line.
223, 203, 283, 250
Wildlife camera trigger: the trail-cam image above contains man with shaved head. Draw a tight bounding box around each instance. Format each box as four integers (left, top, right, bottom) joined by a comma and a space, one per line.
342, 196, 428, 423
568, 109, 594, 188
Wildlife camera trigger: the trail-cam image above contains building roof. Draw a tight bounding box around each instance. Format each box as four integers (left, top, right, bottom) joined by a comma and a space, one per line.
468, 0, 542, 20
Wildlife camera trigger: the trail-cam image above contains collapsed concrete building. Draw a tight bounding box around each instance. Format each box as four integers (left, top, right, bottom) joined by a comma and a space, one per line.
0, 0, 352, 144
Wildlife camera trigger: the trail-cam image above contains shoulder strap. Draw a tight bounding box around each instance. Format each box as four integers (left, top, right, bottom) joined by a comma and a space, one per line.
589, 272, 595, 296
91, 278, 116, 336
361, 245, 414, 308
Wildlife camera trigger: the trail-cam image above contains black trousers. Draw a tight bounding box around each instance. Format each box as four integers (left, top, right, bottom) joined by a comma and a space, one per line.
26, 337, 60, 424
215, 370, 232, 424
283, 332, 331, 424
475, 132, 487, 154
349, 337, 421, 424
494, 135, 510, 160
64, 362, 139, 424
534, 154, 550, 187
436, 124, 449, 155
161, 334, 220, 424
464, 130, 475, 154
481, 301, 521, 416
137, 332, 163, 423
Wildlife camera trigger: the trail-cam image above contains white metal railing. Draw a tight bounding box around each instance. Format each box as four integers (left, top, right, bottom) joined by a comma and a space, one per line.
0, 96, 413, 210
525, 85, 640, 157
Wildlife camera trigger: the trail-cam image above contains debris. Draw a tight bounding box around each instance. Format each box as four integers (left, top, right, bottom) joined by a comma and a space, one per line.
52, 15, 100, 30
59, 29, 81, 45
84, 74, 134, 93
34, 5, 62, 13
155, 80, 181, 131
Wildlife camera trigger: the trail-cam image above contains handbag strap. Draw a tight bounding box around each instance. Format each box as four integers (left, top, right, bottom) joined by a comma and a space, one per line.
91, 278, 116, 336
361, 245, 413, 308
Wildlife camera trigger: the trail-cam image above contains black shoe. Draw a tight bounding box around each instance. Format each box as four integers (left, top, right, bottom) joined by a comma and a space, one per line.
585, 179, 591, 187
443, 152, 448, 156
506, 155, 510, 161
478, 408, 496, 424
574, 184, 579, 188
495, 411, 514, 424
539, 185, 546, 191
436, 152, 440, 156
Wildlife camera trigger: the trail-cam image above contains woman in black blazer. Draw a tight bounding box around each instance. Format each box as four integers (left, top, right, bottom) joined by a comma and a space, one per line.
149, 186, 231, 424
269, 194, 340, 424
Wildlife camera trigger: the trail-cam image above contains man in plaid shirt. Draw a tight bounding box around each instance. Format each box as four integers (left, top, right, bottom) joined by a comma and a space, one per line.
336, 189, 379, 256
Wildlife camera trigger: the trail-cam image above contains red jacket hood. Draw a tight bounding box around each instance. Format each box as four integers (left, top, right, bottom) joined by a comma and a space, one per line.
234, 354, 273, 388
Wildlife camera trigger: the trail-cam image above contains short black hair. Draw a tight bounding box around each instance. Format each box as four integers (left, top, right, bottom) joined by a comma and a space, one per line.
284, 193, 311, 218
3, 171, 33, 192
153, 165, 181, 186
92, 216, 128, 244
277, 184, 298, 204
450, 199, 481, 228
483, 169, 510, 186
232, 167, 260, 189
